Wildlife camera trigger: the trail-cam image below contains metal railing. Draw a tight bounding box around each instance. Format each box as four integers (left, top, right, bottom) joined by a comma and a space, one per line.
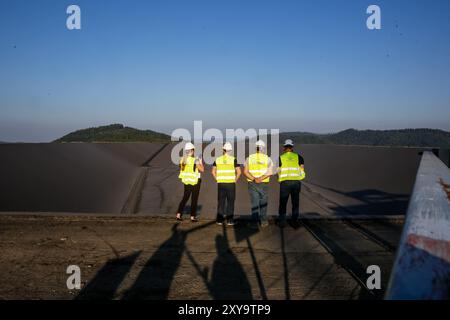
386, 151, 450, 299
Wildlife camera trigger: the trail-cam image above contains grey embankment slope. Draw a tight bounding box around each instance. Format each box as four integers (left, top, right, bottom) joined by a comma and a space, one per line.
138, 144, 424, 218
0, 143, 164, 213
0, 143, 425, 216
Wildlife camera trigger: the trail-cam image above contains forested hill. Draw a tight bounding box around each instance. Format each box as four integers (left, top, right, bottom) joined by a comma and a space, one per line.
280, 128, 450, 148
55, 125, 450, 148
55, 124, 171, 143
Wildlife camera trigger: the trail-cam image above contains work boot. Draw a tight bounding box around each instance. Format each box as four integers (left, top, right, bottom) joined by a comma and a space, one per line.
227, 219, 236, 226
278, 219, 287, 228
249, 222, 259, 230
289, 219, 300, 229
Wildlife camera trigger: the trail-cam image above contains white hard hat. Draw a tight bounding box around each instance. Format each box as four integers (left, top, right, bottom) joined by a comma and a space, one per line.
284, 139, 294, 147
223, 142, 233, 151
184, 142, 195, 151
255, 140, 266, 148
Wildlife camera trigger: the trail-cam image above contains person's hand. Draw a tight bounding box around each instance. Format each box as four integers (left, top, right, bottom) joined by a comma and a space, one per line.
254, 177, 261, 184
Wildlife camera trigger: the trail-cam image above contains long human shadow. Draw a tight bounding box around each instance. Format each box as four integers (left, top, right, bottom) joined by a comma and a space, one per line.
122, 224, 184, 299
122, 221, 214, 300
75, 219, 258, 300
233, 223, 268, 300
183, 223, 259, 299
280, 227, 290, 300
76, 251, 141, 300
208, 224, 253, 299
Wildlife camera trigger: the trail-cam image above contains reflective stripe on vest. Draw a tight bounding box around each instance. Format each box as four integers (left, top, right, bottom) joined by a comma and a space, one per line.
179, 156, 200, 185
247, 153, 270, 183
278, 152, 306, 182
215, 154, 236, 183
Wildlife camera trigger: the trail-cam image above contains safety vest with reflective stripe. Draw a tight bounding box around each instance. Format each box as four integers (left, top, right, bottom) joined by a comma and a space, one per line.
278, 152, 305, 182
215, 154, 236, 183
247, 153, 270, 183
179, 156, 200, 185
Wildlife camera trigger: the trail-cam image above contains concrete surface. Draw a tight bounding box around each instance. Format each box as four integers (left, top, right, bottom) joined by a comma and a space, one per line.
387, 152, 450, 299
0, 214, 403, 300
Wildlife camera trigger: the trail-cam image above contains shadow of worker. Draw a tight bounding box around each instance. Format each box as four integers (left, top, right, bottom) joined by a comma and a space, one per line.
76, 251, 141, 300
209, 234, 253, 300
122, 223, 186, 300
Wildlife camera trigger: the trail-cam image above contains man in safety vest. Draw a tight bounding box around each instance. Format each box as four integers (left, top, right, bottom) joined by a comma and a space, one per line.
244, 140, 274, 228
212, 142, 241, 226
277, 139, 305, 228
176, 142, 204, 222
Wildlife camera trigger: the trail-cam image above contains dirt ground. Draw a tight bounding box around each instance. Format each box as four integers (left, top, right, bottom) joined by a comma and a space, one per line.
0, 214, 403, 300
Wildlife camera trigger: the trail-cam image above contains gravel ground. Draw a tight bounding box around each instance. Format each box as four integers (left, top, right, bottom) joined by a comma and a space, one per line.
0, 214, 403, 300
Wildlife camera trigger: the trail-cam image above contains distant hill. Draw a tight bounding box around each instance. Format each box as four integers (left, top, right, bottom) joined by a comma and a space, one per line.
55, 125, 450, 147
55, 124, 171, 143
280, 128, 450, 148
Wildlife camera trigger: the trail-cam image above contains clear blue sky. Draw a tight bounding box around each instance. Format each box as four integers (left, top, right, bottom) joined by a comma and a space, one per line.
1, 0, 450, 142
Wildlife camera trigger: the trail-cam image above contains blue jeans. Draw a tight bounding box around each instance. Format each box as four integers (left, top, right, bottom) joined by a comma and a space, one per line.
248, 182, 268, 223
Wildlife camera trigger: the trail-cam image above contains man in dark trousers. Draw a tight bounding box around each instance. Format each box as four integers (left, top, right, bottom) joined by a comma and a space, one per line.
277, 139, 306, 228
212, 142, 241, 226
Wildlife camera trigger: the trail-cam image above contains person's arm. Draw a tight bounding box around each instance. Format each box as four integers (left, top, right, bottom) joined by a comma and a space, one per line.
179, 156, 187, 170
243, 158, 256, 182
196, 157, 205, 173
277, 156, 282, 175
235, 167, 242, 182
255, 157, 273, 183
234, 159, 241, 182
299, 154, 305, 170
211, 161, 217, 181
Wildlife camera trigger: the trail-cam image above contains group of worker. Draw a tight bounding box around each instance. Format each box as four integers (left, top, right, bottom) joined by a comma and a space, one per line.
176, 139, 306, 228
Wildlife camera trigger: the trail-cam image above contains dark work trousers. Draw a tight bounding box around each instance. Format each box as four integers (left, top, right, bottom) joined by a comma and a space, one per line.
177, 179, 201, 217
279, 180, 301, 221
217, 183, 236, 222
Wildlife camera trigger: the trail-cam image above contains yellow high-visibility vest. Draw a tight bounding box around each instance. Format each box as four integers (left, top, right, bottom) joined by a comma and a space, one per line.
179, 156, 200, 185
278, 152, 305, 182
215, 154, 236, 183
247, 153, 270, 183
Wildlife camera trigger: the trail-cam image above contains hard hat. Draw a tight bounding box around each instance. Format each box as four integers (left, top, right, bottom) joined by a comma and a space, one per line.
184, 142, 195, 151
283, 139, 294, 147
255, 140, 266, 148
223, 142, 233, 151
